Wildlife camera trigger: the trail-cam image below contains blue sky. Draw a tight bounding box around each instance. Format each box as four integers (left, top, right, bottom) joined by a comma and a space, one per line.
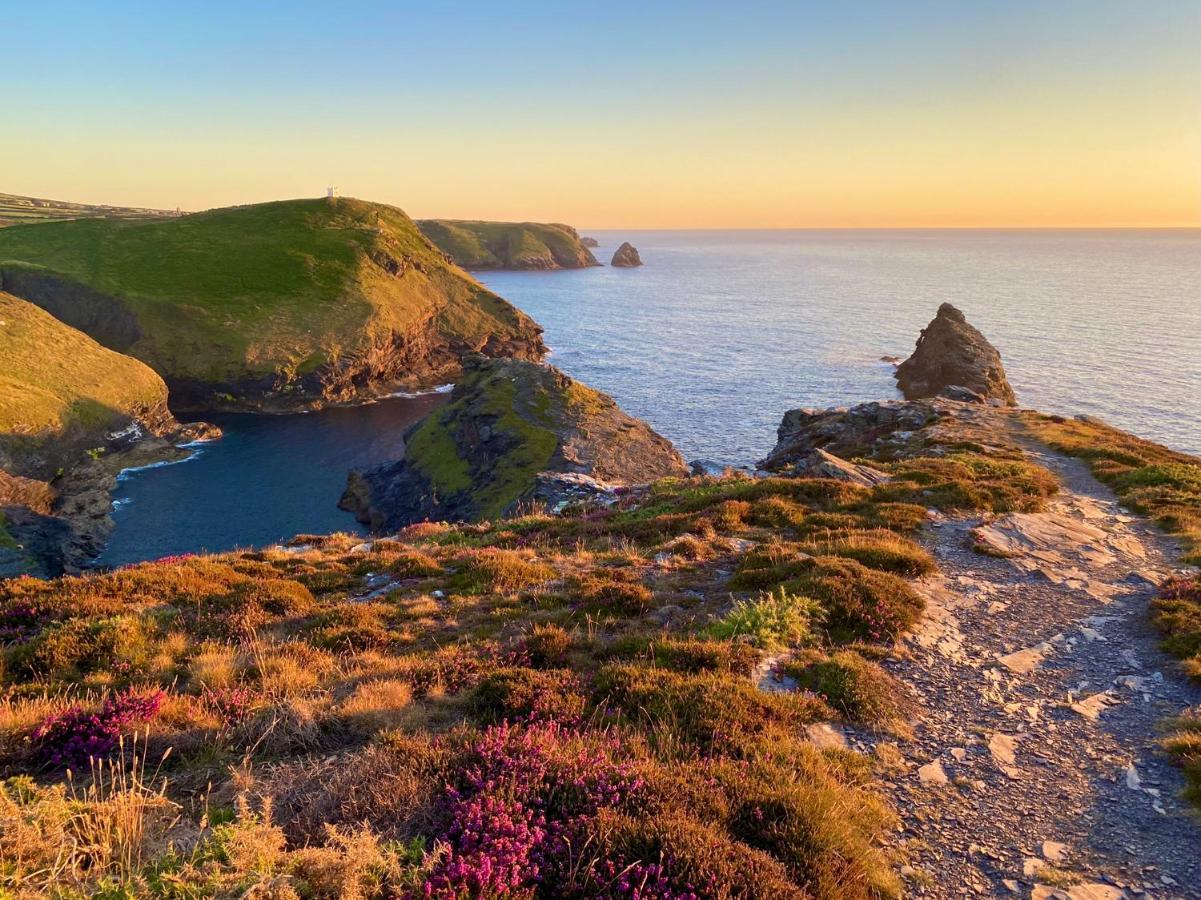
4, 1, 1199, 226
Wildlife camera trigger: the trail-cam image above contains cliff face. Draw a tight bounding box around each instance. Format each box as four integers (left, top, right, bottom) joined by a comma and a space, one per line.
0, 198, 546, 411
0, 292, 213, 576
894, 303, 1016, 405
417, 220, 600, 270
341, 356, 688, 530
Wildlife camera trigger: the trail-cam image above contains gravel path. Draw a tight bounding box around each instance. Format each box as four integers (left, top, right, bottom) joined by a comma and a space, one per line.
856, 446, 1201, 899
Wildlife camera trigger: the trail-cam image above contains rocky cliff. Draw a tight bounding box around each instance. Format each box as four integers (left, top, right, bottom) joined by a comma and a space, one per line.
341, 356, 688, 529
0, 198, 546, 411
894, 303, 1016, 405
611, 242, 643, 267
0, 292, 215, 576
417, 219, 600, 270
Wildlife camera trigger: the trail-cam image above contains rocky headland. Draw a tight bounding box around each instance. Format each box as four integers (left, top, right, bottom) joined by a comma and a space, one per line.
417, 219, 600, 270
611, 241, 643, 267
0, 197, 546, 412
341, 355, 687, 530
894, 302, 1017, 405
580, 235, 599, 247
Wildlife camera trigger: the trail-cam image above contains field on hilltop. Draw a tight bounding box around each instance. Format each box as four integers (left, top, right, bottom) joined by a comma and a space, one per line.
0, 192, 176, 228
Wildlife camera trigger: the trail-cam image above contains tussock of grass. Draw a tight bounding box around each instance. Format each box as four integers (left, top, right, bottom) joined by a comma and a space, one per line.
707, 588, 822, 651
782, 650, 915, 726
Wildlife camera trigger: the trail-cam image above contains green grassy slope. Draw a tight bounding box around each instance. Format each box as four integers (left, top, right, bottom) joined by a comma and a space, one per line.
417, 218, 600, 269
0, 198, 544, 404
0, 291, 168, 445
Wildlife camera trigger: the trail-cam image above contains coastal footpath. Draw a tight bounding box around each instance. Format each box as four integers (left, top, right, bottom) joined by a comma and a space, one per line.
0, 301, 1197, 897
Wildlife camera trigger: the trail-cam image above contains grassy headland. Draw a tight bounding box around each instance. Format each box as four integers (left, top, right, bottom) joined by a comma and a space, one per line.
0, 198, 544, 408
0, 291, 169, 466
418, 219, 600, 270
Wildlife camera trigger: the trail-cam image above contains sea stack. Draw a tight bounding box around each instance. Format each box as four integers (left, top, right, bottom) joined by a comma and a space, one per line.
611, 242, 642, 267
894, 303, 1017, 406
580, 236, 599, 247
341, 356, 688, 530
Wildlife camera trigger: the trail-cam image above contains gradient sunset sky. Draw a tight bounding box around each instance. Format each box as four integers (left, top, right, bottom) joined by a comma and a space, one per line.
5, 1, 1199, 228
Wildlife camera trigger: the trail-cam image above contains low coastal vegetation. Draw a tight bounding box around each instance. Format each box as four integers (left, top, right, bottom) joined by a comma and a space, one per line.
417, 219, 599, 270
0, 433, 1067, 898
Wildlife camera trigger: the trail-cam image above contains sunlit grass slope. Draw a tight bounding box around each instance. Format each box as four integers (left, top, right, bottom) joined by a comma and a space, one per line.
0, 291, 166, 443
0, 198, 543, 399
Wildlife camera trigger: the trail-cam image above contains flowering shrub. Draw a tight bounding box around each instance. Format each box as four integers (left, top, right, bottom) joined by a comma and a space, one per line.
204, 685, 259, 727
417, 722, 648, 897
31, 689, 165, 769
0, 602, 44, 645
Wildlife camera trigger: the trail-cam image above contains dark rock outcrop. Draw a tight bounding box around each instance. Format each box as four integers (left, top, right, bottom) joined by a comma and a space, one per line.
761, 401, 942, 470
341, 356, 687, 530
894, 304, 1016, 406
611, 242, 642, 267
580, 236, 600, 248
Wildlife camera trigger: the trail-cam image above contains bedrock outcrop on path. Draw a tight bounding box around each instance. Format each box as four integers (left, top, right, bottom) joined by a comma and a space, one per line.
341, 356, 687, 530
894, 303, 1017, 406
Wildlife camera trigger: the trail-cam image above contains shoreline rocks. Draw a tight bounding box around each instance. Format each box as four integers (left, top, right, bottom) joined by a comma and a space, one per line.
341, 356, 687, 530
611, 242, 643, 267
894, 303, 1017, 406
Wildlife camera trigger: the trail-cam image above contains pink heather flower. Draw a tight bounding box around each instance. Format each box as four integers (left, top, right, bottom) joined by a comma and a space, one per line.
31, 689, 165, 770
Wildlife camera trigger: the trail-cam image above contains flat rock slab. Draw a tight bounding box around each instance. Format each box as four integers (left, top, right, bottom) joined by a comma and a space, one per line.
997, 642, 1053, 675
1032, 885, 1123, 900
1070, 692, 1121, 721
918, 759, 949, 786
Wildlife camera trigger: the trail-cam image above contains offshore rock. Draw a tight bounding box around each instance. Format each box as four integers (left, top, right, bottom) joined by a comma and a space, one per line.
894, 303, 1017, 405
611, 242, 643, 267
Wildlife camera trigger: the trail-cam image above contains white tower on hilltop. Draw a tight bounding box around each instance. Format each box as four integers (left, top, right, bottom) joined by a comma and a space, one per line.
327, 186, 338, 198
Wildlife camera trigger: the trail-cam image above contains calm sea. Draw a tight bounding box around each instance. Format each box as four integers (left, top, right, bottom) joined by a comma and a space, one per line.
482, 229, 1201, 462
98, 229, 1201, 565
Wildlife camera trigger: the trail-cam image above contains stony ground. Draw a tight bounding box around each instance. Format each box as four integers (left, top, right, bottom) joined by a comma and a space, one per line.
848, 444, 1201, 899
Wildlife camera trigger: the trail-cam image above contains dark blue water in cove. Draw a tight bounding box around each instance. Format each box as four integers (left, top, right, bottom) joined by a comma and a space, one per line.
96, 392, 445, 566
101, 229, 1201, 565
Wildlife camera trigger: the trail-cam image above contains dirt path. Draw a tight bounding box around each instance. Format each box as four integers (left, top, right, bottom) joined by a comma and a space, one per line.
856, 445, 1201, 898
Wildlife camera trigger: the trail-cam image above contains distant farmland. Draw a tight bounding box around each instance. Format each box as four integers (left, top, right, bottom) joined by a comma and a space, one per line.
0, 192, 178, 227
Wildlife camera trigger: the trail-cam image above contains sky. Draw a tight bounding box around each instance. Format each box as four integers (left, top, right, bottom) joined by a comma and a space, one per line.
3, 1, 1200, 228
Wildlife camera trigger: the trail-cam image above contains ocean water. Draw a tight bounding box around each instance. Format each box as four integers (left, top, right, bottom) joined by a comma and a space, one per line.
99, 229, 1201, 565
482, 229, 1201, 462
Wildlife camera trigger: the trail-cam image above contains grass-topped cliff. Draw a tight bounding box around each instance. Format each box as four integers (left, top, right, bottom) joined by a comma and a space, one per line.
0, 291, 191, 577
0, 198, 545, 409
0, 291, 172, 471
417, 219, 600, 270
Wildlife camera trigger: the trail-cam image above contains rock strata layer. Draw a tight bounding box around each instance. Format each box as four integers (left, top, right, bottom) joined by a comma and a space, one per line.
894, 303, 1017, 406
342, 356, 687, 529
